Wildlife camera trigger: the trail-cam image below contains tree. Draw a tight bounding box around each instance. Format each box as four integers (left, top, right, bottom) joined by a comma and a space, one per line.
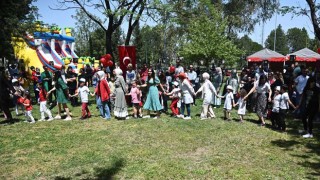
235, 35, 263, 55
180, 0, 243, 67
0, 0, 38, 60
212, 0, 279, 35
52, 0, 147, 59
265, 25, 288, 54
286, 27, 310, 52
281, 0, 320, 42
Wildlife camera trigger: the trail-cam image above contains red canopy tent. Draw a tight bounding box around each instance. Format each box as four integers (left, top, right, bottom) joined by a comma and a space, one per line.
286, 48, 320, 62
247, 48, 286, 62
246, 48, 286, 72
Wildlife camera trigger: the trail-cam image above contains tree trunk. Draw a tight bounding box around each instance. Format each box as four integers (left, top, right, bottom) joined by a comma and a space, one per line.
89, 34, 93, 57
306, 0, 320, 41
125, 26, 134, 46
105, 30, 113, 57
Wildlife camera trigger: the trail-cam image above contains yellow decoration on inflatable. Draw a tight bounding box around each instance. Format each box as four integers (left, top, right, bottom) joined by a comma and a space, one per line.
65, 27, 72, 36
64, 58, 70, 65
94, 60, 100, 69
85, 57, 91, 64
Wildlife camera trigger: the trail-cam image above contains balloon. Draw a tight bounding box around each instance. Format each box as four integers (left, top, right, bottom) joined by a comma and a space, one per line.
106, 60, 113, 67
100, 57, 107, 67
103, 54, 112, 61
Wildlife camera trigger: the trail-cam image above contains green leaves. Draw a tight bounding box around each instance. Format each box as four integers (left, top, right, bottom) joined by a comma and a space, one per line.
180, 0, 243, 67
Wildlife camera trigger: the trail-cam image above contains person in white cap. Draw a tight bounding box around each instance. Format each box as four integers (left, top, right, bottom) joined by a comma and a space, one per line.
71, 78, 92, 120
165, 81, 181, 117
217, 85, 235, 120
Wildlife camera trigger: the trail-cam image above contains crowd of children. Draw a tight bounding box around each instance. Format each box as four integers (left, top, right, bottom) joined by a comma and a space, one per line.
1, 61, 319, 138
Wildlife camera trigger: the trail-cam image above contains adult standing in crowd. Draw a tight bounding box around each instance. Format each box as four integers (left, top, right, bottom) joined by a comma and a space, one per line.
298, 76, 320, 138
139, 64, 149, 83
41, 66, 54, 104
139, 68, 164, 119
227, 69, 239, 102
66, 66, 78, 106
246, 74, 272, 126
178, 72, 195, 119
212, 67, 223, 107
113, 68, 128, 119
187, 65, 197, 105
294, 67, 309, 118
175, 59, 184, 76
0, 65, 16, 123
85, 64, 93, 86
95, 71, 111, 120
48, 71, 72, 121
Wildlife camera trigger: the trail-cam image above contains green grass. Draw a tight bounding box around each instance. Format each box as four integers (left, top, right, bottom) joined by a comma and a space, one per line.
1, 99, 320, 179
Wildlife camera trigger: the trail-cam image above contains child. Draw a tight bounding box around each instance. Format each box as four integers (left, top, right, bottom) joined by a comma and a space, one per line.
108, 76, 115, 111
38, 82, 54, 121
218, 85, 234, 120
270, 86, 281, 129
165, 81, 181, 117
72, 78, 91, 120
278, 85, 296, 132
22, 91, 35, 123
234, 88, 247, 122
12, 78, 25, 115
127, 81, 142, 118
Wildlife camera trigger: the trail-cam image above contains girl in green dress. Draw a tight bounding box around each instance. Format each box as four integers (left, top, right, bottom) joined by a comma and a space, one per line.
48, 71, 72, 121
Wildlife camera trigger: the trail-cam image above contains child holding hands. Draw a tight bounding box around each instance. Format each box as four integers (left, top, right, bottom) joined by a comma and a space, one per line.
233, 88, 247, 122
71, 78, 91, 119
126, 81, 142, 118
165, 81, 181, 117
217, 85, 235, 121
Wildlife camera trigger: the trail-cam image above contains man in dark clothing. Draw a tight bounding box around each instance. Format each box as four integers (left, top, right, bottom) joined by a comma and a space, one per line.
66, 66, 78, 106
0, 66, 16, 123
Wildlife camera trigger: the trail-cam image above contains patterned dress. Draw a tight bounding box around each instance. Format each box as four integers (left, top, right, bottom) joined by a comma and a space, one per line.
143, 77, 162, 111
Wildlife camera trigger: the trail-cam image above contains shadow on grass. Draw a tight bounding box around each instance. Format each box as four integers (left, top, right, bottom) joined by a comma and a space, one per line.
270, 139, 300, 150
54, 158, 125, 180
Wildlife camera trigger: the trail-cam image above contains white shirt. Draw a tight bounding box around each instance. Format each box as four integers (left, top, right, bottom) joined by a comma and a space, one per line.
78, 86, 90, 103
187, 71, 197, 81
272, 94, 281, 113
280, 92, 290, 110
224, 92, 234, 110
295, 75, 309, 94
237, 97, 246, 115
255, 81, 270, 94
175, 66, 184, 75
171, 87, 181, 98
197, 79, 216, 105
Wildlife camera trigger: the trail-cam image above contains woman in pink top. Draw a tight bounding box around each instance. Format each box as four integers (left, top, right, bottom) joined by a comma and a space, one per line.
127, 81, 142, 118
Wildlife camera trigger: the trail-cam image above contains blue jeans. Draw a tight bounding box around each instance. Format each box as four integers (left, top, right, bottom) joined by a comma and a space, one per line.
96, 97, 111, 119
180, 103, 191, 117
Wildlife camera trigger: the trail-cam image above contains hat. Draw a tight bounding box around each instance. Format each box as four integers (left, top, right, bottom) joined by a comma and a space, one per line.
12, 78, 18, 83
79, 78, 86, 82
172, 81, 179, 86
275, 86, 281, 91
226, 85, 233, 91
178, 72, 187, 79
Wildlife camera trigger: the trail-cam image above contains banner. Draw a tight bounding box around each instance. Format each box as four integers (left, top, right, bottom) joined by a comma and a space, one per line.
118, 46, 136, 78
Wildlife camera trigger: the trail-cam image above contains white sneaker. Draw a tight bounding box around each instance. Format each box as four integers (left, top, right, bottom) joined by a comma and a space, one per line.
63, 112, 73, 116
64, 116, 72, 121
183, 116, 191, 120
30, 121, 36, 124
177, 115, 184, 119
302, 133, 313, 138
153, 116, 159, 119
200, 117, 208, 120
143, 115, 150, 118
38, 119, 45, 122
55, 115, 61, 119
126, 117, 130, 120
47, 118, 54, 121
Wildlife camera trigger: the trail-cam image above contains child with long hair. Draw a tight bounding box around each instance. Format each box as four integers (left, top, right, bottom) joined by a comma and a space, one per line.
234, 88, 247, 122
127, 81, 142, 118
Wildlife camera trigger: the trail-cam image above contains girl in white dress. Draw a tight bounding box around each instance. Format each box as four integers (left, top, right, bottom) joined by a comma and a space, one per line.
234, 89, 247, 122
218, 85, 235, 120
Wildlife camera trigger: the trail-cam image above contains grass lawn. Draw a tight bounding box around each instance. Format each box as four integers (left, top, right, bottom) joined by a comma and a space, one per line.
1, 98, 320, 179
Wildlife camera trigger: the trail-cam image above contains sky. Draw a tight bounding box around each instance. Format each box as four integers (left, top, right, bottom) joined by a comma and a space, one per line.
33, 0, 315, 46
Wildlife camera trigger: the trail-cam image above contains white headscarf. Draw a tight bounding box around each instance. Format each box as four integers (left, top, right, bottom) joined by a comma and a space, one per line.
97, 70, 105, 80
114, 68, 123, 76
202, 72, 210, 80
